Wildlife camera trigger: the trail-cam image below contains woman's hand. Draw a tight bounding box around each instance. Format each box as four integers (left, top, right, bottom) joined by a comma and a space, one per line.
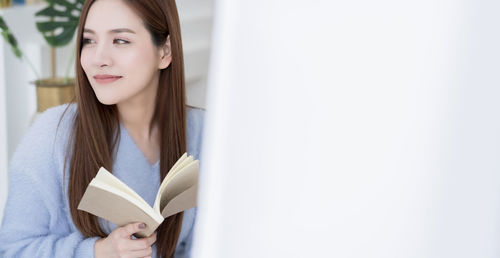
95, 222, 157, 258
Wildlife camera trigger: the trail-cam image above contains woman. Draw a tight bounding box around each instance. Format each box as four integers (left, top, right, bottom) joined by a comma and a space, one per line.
0, 0, 204, 257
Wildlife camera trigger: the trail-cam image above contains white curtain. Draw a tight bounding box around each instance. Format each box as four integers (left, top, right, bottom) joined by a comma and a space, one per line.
194, 0, 500, 257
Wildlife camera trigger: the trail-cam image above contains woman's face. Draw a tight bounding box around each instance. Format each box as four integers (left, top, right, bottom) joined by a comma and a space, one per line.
80, 0, 171, 105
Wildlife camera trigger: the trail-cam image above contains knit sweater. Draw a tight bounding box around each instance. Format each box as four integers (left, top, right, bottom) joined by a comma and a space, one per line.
0, 103, 204, 258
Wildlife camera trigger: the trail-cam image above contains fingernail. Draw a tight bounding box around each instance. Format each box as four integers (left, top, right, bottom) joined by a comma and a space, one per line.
139, 223, 146, 229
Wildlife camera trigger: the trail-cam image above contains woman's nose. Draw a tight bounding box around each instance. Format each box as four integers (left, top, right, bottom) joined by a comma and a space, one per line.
93, 42, 113, 67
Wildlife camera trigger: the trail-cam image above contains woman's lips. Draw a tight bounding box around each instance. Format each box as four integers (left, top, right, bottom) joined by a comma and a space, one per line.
93, 75, 122, 84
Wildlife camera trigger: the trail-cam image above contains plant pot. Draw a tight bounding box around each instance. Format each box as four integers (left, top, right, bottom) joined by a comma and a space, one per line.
33, 77, 75, 113
0, 0, 12, 8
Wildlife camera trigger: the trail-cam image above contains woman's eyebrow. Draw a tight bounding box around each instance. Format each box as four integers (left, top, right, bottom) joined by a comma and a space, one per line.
83, 28, 136, 34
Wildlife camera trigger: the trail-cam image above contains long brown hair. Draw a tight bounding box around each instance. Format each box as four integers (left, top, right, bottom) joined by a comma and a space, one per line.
64, 0, 186, 257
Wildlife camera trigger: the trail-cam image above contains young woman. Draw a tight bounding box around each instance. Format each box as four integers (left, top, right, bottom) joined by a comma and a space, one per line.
0, 0, 204, 257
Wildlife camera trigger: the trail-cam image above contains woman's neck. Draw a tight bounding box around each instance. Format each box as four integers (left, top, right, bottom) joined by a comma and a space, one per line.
116, 74, 161, 165
117, 75, 159, 139
117, 88, 160, 165
118, 101, 156, 139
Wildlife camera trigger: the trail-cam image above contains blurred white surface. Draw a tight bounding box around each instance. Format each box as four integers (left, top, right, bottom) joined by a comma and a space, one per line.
0, 25, 7, 225
193, 0, 500, 257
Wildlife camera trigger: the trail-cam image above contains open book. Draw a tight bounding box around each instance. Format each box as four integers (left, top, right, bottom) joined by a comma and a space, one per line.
77, 153, 199, 238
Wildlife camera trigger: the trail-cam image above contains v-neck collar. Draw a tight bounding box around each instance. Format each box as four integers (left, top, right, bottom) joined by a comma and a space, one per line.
119, 123, 160, 169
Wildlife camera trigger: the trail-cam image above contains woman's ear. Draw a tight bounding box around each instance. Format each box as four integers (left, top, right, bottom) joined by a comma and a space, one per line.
158, 35, 172, 69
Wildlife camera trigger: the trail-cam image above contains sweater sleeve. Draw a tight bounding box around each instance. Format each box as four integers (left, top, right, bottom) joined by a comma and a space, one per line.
0, 165, 99, 257
0, 104, 100, 257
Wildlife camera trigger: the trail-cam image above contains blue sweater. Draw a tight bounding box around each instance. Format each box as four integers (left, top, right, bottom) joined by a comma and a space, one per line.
0, 103, 204, 258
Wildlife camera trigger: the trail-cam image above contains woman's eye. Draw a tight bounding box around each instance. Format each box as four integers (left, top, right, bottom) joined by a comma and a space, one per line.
82, 38, 95, 46
114, 39, 130, 45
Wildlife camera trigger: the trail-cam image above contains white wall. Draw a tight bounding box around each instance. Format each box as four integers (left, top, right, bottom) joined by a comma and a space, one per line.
193, 0, 500, 257
178, 0, 213, 108
0, 3, 42, 224
0, 0, 212, 224
0, 27, 8, 225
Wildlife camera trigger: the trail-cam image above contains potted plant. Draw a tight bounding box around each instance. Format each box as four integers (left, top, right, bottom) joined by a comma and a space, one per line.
0, 0, 84, 113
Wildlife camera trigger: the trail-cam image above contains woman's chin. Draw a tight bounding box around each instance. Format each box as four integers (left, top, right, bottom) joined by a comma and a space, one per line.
95, 95, 120, 106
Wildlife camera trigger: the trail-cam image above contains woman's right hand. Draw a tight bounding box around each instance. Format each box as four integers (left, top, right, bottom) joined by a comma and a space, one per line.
95, 222, 157, 258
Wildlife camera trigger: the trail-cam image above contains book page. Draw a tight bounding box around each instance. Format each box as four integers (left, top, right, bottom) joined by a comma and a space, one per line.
161, 184, 198, 218
165, 155, 194, 182
153, 153, 195, 212
159, 161, 199, 212
169, 153, 188, 174
78, 184, 163, 238
87, 179, 163, 222
94, 167, 152, 212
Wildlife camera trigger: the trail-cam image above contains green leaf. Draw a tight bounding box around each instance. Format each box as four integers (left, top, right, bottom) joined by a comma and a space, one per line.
13, 47, 22, 58
0, 15, 22, 59
45, 0, 80, 10
39, 22, 78, 47
36, 21, 67, 31
0, 16, 7, 30
7, 33, 18, 47
36, 8, 68, 18
35, 0, 85, 48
